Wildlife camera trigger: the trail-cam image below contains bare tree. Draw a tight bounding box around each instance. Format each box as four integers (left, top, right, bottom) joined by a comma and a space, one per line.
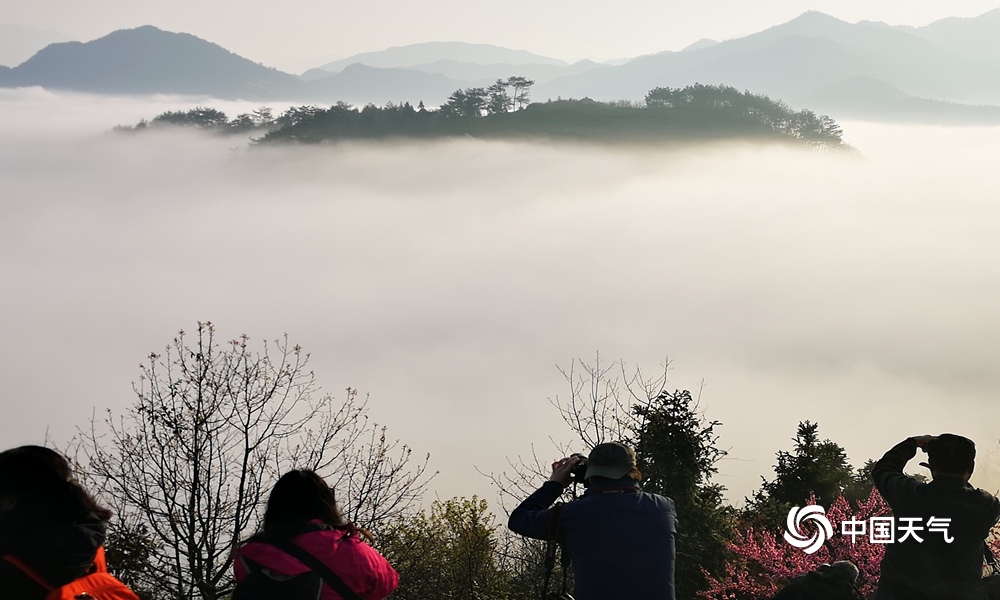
485, 354, 670, 509
74, 322, 433, 600
480, 356, 673, 599
550, 354, 668, 446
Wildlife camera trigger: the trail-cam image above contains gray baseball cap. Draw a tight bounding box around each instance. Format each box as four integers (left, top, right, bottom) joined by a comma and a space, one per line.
585, 442, 637, 480
830, 561, 860, 582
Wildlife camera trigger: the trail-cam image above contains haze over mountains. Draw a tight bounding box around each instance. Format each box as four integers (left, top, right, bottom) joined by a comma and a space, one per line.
1, 8, 999, 123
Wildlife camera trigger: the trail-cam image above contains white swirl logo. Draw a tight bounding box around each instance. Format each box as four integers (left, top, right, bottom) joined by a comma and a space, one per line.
783, 505, 833, 554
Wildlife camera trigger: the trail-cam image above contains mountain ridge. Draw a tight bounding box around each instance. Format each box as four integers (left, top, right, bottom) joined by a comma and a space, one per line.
313, 41, 568, 75
2, 25, 306, 99
533, 8, 1000, 118
1, 10, 998, 123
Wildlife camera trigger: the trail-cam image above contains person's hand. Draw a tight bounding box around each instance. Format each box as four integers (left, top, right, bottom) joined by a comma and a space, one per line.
912, 435, 937, 449
549, 455, 581, 486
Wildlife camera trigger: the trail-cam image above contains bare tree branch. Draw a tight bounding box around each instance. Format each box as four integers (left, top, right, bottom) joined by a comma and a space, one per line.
71, 322, 433, 599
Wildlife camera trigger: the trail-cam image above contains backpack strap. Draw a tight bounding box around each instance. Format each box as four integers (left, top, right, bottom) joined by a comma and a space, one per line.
1, 553, 56, 591
269, 538, 363, 600
542, 503, 569, 600
2, 547, 111, 592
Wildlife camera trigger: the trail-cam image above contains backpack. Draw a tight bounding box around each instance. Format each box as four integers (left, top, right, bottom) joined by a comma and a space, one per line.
2, 546, 139, 600
231, 538, 362, 600
232, 555, 323, 600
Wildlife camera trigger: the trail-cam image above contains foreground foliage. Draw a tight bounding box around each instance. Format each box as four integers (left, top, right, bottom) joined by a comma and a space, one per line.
378, 496, 530, 599
69, 340, 996, 599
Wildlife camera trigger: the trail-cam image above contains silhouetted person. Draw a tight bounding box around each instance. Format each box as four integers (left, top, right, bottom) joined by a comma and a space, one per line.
770, 561, 864, 600
873, 434, 1000, 600
233, 469, 398, 600
0, 445, 127, 600
508, 442, 677, 600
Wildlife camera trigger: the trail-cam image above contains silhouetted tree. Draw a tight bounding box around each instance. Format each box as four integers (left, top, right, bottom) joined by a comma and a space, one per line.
441, 87, 488, 117
634, 389, 734, 598
744, 421, 855, 530
842, 459, 878, 505
507, 76, 535, 110
645, 84, 844, 146
789, 110, 844, 146
195, 84, 849, 148
230, 107, 276, 131
486, 79, 514, 115
151, 107, 229, 129
275, 105, 325, 128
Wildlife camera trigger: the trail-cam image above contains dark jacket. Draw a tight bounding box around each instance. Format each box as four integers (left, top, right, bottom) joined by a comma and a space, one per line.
0, 511, 106, 600
508, 477, 677, 600
873, 438, 1000, 600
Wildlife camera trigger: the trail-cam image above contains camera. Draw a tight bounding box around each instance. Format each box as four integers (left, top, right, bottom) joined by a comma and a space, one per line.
569, 453, 588, 484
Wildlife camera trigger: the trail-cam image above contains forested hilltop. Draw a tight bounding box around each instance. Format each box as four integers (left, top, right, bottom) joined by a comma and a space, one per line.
119, 82, 848, 149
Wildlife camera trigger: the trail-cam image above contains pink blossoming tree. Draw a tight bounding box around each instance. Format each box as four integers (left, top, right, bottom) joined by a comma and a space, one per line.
702, 490, 890, 599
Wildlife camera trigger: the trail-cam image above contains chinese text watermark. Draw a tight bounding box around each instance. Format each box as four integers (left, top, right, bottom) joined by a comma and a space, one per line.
784, 506, 954, 554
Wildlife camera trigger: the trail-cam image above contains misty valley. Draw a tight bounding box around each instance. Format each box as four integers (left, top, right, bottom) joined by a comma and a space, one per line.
1, 5, 998, 599
2, 103, 997, 599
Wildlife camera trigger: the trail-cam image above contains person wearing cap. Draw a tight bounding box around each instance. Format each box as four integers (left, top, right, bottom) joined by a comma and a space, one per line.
507, 442, 677, 600
872, 434, 1000, 600
769, 561, 864, 600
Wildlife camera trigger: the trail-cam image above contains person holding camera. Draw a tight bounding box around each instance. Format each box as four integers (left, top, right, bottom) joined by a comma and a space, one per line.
872, 433, 1000, 600
508, 442, 677, 600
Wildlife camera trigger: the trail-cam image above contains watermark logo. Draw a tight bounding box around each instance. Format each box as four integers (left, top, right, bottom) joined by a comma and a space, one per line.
783, 506, 955, 552
784, 505, 834, 554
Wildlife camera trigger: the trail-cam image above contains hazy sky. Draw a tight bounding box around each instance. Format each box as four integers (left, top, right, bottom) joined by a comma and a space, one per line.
1, 88, 998, 509
3, 0, 1000, 71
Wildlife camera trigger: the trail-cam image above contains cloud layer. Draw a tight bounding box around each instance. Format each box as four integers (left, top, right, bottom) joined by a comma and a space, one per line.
1, 90, 997, 505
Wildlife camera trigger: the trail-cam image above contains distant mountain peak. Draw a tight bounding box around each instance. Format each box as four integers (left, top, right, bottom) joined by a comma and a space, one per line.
92, 25, 225, 51
5, 24, 303, 99
682, 38, 719, 52
313, 41, 567, 75
793, 10, 841, 20
127, 24, 164, 33
783, 10, 851, 28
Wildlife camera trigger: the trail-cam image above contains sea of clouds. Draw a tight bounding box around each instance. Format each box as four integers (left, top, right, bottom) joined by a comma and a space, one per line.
2, 87, 998, 506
